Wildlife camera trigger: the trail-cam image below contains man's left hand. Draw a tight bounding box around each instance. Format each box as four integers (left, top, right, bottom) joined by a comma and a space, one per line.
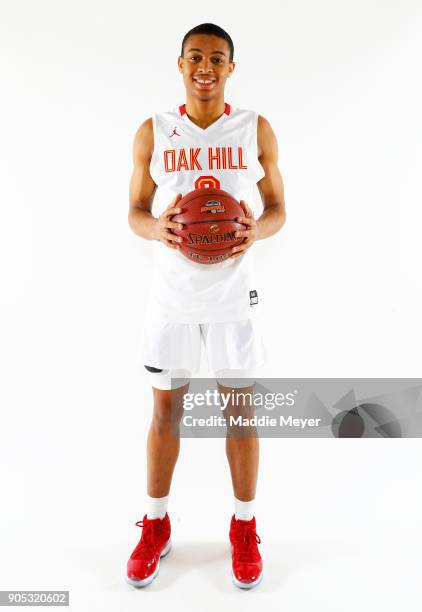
231, 200, 260, 258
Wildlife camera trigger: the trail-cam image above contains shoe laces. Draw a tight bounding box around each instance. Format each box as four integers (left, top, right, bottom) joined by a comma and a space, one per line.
132, 517, 161, 559
233, 521, 261, 562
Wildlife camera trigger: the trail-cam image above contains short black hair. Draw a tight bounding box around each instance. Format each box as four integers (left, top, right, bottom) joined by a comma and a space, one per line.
181, 23, 234, 62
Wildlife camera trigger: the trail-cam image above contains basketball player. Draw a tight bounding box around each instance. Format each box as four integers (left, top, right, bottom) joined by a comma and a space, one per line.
126, 23, 286, 589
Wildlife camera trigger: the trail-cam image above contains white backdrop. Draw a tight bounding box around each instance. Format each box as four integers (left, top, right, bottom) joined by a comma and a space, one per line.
1, 1, 422, 610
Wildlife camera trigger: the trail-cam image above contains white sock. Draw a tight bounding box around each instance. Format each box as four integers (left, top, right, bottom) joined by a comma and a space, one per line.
234, 497, 255, 521
146, 494, 169, 520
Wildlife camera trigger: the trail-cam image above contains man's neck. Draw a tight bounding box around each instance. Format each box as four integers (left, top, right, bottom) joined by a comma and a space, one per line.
184, 97, 226, 129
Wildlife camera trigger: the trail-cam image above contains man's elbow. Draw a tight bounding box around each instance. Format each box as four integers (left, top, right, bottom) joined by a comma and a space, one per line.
278, 204, 286, 231
272, 202, 286, 233
128, 207, 137, 233
128, 205, 144, 235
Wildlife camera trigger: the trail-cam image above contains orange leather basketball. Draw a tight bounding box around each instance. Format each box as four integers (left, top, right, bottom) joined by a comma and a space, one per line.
170, 188, 246, 264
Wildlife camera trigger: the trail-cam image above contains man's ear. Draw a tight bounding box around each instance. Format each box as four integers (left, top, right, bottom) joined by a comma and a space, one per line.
177, 56, 184, 73
228, 62, 236, 77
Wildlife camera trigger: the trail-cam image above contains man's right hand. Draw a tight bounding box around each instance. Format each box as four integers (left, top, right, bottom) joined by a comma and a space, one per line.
154, 193, 184, 250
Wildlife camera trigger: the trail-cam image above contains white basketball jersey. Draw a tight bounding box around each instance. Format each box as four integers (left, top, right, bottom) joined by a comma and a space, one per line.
146, 102, 265, 324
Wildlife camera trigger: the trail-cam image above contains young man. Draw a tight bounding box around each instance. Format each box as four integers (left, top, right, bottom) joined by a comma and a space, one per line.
126, 23, 285, 589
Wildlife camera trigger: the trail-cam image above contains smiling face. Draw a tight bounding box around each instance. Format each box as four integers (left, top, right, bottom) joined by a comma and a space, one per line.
178, 34, 235, 101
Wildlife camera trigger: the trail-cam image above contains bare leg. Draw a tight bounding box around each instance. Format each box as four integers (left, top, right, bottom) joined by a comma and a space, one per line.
147, 384, 188, 498
218, 382, 259, 501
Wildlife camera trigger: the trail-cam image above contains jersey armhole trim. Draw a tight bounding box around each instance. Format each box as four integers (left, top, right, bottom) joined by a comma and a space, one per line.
252, 112, 266, 185
253, 112, 259, 158
150, 115, 158, 185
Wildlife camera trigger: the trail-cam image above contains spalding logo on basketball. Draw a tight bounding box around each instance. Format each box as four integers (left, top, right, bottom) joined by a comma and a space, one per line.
170, 188, 247, 264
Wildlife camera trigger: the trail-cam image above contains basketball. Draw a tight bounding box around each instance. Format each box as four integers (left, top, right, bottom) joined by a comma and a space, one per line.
170, 188, 246, 264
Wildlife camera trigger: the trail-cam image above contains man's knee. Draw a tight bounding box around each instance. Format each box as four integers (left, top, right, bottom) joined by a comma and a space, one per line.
152, 410, 174, 433
151, 399, 183, 435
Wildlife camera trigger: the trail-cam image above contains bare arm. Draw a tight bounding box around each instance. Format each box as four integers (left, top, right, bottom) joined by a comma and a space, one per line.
255, 115, 286, 239
128, 119, 183, 248
128, 118, 159, 240
231, 116, 286, 258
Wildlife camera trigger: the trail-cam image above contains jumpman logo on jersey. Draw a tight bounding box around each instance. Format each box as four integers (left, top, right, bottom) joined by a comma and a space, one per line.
169, 126, 181, 137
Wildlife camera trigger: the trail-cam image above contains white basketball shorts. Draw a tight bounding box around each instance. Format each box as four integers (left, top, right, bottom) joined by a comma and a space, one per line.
137, 317, 267, 390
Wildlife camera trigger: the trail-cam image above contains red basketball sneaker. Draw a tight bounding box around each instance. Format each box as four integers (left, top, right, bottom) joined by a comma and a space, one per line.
229, 515, 263, 589
126, 513, 171, 587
